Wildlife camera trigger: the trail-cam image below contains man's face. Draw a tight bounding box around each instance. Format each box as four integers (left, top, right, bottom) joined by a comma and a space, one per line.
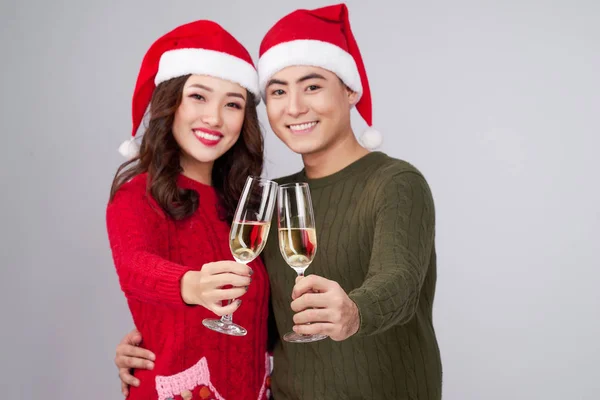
264, 66, 359, 156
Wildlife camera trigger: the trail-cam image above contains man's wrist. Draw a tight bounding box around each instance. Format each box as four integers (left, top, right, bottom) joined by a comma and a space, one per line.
347, 298, 361, 337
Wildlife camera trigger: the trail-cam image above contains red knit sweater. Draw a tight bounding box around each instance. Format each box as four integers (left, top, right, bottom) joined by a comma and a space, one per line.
106, 173, 270, 400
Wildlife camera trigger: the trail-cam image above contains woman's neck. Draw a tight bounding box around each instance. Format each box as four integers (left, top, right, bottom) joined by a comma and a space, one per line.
180, 156, 214, 186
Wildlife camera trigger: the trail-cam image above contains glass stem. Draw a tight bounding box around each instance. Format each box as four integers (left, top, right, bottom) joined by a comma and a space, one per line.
295, 268, 310, 333
221, 304, 233, 325
294, 266, 307, 278
220, 260, 248, 325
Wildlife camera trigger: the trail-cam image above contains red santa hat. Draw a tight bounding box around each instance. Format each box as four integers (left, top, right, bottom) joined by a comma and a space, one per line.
119, 20, 260, 159
257, 3, 382, 150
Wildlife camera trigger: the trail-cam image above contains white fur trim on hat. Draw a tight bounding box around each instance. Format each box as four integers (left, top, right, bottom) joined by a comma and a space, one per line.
258, 40, 363, 101
360, 127, 383, 150
155, 48, 260, 101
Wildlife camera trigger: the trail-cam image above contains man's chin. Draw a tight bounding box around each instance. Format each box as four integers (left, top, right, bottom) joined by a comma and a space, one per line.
286, 141, 324, 156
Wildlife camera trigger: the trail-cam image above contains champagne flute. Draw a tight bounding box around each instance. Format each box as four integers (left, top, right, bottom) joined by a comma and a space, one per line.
278, 182, 328, 343
203, 176, 277, 336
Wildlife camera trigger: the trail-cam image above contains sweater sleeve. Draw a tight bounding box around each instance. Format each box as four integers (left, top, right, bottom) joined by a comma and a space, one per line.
349, 171, 435, 336
106, 181, 191, 307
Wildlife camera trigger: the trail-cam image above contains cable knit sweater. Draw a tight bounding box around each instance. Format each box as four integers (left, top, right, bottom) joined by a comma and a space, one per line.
264, 152, 442, 400
106, 173, 270, 400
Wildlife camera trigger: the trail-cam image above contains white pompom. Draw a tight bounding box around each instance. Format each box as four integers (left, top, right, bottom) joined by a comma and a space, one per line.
118, 137, 140, 159
360, 127, 383, 150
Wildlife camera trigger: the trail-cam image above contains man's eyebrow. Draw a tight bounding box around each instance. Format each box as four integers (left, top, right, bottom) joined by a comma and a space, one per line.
267, 78, 288, 87
296, 73, 327, 83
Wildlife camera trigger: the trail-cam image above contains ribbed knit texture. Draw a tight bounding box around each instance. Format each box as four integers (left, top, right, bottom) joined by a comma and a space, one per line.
106, 173, 270, 400
264, 152, 442, 400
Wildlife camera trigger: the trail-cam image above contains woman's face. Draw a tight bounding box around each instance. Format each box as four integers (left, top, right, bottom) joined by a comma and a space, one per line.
172, 74, 248, 169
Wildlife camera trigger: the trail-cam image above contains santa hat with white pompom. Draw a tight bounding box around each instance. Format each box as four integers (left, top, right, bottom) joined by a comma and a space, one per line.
257, 3, 383, 150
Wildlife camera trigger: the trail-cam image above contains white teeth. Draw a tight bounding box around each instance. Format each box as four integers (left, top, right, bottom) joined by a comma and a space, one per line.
194, 131, 221, 141
289, 121, 317, 131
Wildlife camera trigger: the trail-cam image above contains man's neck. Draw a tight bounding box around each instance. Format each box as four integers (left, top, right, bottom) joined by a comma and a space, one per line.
302, 132, 370, 179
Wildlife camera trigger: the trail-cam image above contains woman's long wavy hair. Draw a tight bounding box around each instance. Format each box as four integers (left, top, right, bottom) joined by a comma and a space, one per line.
110, 75, 264, 223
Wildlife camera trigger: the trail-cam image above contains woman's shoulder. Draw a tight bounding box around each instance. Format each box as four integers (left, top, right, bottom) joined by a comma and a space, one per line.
112, 173, 149, 199
108, 173, 166, 219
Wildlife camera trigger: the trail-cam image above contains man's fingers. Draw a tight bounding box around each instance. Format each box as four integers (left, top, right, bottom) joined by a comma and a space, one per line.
211, 299, 242, 316
290, 292, 330, 312
291, 275, 332, 299
116, 344, 155, 363
121, 329, 142, 346
293, 308, 331, 325
121, 381, 129, 397
119, 368, 140, 387
115, 354, 154, 370
293, 322, 331, 336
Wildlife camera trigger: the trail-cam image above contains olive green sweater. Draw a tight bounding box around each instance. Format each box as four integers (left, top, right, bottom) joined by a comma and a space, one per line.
264, 151, 442, 400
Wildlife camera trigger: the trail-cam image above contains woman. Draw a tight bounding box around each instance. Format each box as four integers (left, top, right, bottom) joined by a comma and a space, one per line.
107, 20, 270, 400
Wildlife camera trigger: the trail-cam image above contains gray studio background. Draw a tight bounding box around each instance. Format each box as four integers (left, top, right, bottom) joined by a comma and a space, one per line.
1, 0, 598, 398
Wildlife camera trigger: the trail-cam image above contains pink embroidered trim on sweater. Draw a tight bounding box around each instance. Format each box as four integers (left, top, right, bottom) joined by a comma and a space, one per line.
257, 353, 271, 400
155, 357, 224, 400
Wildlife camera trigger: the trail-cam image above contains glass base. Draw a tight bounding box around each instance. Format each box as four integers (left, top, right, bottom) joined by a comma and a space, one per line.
283, 331, 328, 343
203, 318, 247, 337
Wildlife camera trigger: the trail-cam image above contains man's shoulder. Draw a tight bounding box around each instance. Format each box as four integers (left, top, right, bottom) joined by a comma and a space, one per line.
369, 152, 426, 182
363, 153, 435, 203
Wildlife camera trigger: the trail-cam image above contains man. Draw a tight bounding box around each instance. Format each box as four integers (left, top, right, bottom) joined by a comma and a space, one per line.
114, 4, 442, 399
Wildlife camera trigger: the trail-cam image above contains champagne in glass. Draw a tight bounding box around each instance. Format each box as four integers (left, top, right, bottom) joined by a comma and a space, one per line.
230, 221, 270, 262
203, 176, 277, 336
278, 227, 317, 272
278, 182, 327, 343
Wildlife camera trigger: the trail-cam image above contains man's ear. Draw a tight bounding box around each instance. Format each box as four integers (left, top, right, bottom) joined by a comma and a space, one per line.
346, 86, 359, 106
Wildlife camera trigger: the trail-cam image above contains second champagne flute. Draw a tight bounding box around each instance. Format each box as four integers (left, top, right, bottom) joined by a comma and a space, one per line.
278, 182, 328, 343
